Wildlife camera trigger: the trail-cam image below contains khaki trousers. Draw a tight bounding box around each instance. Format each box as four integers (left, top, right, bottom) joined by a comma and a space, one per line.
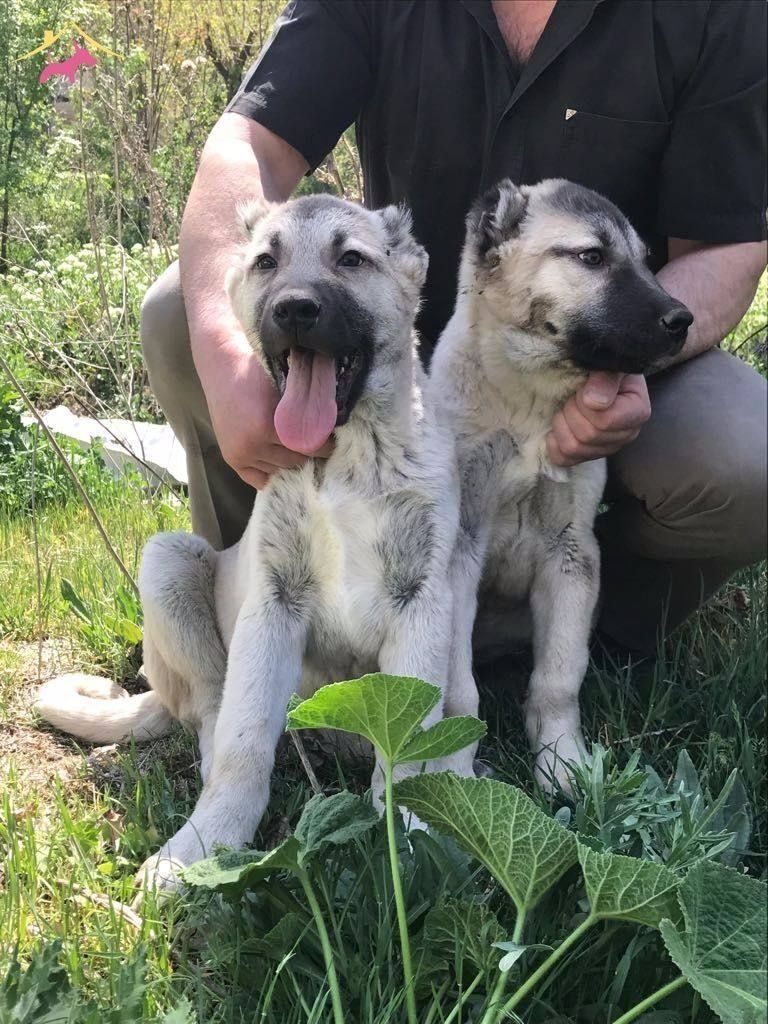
141, 261, 767, 654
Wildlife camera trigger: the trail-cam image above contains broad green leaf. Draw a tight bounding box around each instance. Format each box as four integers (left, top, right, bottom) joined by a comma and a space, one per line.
398, 716, 486, 763
60, 577, 92, 624
707, 770, 753, 868
393, 773, 577, 915
673, 749, 702, 803
634, 1015, 682, 1024
294, 792, 378, 860
287, 674, 441, 762
103, 613, 143, 645
0, 940, 77, 1021
161, 998, 198, 1024
578, 845, 681, 928
183, 837, 301, 891
286, 692, 303, 715
424, 899, 505, 973
493, 941, 552, 973
246, 913, 306, 961
660, 860, 767, 1024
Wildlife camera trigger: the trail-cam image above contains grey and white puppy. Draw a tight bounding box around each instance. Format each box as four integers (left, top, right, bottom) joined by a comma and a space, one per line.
428, 178, 692, 787
37, 195, 461, 891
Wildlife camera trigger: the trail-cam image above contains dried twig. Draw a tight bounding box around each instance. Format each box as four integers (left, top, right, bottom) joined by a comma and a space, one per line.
290, 732, 323, 796
59, 879, 154, 937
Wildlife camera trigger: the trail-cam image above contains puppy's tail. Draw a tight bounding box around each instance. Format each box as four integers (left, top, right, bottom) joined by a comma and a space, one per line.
35, 673, 173, 745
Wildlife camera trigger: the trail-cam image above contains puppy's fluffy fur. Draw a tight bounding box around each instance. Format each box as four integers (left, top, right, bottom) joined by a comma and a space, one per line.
428, 178, 691, 787
38, 195, 462, 891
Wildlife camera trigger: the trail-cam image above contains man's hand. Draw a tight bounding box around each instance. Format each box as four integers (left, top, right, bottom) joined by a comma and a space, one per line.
204, 338, 332, 491
546, 371, 651, 467
179, 116, 318, 491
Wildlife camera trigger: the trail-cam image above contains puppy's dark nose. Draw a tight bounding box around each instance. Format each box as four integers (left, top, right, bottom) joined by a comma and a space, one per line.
660, 306, 693, 335
272, 295, 321, 332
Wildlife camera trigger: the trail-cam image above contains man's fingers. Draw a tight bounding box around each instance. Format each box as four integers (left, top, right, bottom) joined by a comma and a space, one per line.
238, 466, 271, 491
265, 438, 335, 467
561, 399, 636, 447
580, 371, 624, 411
574, 376, 651, 431
549, 411, 640, 466
547, 429, 606, 467
549, 413, 607, 464
264, 446, 311, 470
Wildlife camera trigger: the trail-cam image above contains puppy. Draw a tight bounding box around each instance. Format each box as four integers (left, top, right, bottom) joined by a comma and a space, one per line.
37, 195, 461, 890
428, 178, 692, 786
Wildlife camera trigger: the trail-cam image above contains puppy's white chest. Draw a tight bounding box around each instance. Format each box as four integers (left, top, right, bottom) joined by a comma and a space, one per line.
319, 491, 383, 602
493, 432, 549, 504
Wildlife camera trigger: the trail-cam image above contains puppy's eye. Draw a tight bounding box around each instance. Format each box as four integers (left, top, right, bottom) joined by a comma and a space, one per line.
338, 250, 365, 268
255, 254, 277, 270
578, 248, 604, 267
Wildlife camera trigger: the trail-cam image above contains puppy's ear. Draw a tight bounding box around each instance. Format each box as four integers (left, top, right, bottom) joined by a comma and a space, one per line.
236, 197, 273, 237
378, 204, 429, 288
468, 179, 528, 261
228, 199, 272, 321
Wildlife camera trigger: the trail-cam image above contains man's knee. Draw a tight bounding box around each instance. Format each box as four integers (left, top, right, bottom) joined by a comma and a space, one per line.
140, 260, 191, 380
688, 440, 767, 563
609, 349, 767, 565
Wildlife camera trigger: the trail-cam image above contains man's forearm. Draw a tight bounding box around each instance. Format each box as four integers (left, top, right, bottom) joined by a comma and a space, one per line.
654, 238, 767, 370
178, 113, 307, 381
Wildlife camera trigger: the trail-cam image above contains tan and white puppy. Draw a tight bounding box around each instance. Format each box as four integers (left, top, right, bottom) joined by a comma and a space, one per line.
428, 178, 693, 787
37, 195, 461, 891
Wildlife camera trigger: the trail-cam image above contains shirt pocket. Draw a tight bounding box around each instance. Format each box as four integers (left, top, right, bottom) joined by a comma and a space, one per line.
558, 110, 671, 224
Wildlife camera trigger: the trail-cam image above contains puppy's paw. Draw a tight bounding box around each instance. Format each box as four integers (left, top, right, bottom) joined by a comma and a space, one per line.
133, 850, 187, 906
133, 820, 212, 903
532, 731, 589, 795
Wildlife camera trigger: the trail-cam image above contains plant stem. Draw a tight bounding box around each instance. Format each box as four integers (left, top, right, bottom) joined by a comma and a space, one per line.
481, 969, 510, 1024
502, 914, 598, 1015
423, 980, 451, 1024
297, 867, 345, 1024
611, 975, 688, 1024
442, 970, 485, 1024
384, 761, 418, 1024
479, 907, 527, 1024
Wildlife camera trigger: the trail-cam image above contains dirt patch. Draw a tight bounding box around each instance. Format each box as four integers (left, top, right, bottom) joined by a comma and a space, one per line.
0, 638, 94, 791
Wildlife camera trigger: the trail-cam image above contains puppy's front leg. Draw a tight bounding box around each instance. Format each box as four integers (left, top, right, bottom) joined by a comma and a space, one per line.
526, 528, 599, 791
374, 589, 454, 803
138, 602, 307, 892
440, 543, 486, 778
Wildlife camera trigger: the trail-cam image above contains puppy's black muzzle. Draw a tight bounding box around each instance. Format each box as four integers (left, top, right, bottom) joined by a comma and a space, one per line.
568, 271, 694, 375
259, 283, 374, 424
659, 305, 694, 348
272, 295, 322, 335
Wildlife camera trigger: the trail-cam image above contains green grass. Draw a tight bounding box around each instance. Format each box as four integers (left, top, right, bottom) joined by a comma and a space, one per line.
0, 471, 764, 1021
0, 278, 765, 1022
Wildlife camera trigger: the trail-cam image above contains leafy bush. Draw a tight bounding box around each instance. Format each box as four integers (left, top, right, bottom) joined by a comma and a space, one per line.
0, 242, 175, 420
0, 939, 195, 1023
183, 674, 767, 1024
0, 383, 119, 516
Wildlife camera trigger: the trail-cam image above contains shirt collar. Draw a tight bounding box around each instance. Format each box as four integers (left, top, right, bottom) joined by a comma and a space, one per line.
459, 0, 608, 109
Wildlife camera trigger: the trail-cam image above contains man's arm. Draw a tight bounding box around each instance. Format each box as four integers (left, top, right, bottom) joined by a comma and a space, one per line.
547, 239, 767, 467
655, 238, 767, 366
176, 0, 373, 489
178, 114, 326, 491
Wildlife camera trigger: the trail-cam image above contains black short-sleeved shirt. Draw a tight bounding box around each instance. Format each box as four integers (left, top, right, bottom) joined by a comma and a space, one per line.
228, 0, 767, 358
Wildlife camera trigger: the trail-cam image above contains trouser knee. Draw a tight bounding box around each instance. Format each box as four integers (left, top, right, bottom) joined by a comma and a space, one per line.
140, 260, 193, 389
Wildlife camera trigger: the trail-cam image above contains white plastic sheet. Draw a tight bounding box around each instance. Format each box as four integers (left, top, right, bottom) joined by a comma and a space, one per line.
22, 405, 187, 488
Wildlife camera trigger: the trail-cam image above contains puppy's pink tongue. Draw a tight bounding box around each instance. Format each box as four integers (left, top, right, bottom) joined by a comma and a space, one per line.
274, 349, 337, 454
